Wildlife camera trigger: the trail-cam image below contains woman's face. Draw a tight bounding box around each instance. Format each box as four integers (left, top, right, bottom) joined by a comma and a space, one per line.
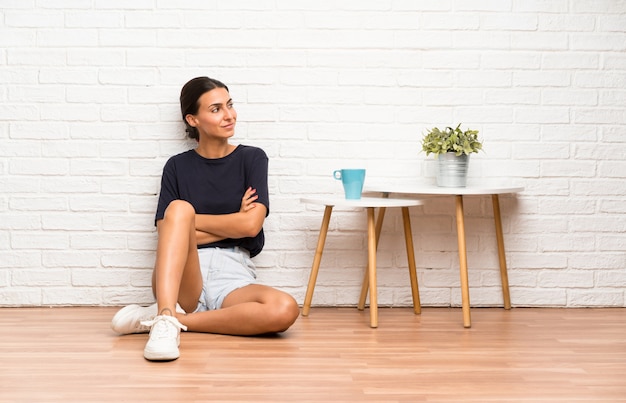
186, 87, 237, 140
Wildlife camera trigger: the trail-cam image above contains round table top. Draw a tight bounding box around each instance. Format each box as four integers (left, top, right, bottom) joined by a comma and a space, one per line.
365, 184, 524, 196
301, 196, 423, 208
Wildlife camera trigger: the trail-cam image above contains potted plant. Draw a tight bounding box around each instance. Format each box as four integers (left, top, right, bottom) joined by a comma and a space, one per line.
421, 124, 482, 187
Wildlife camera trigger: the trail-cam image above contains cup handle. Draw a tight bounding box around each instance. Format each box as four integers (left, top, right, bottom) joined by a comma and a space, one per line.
333, 170, 342, 180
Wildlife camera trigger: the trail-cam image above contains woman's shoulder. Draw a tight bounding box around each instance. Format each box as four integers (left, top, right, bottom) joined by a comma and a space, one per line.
163, 149, 196, 168
236, 144, 268, 159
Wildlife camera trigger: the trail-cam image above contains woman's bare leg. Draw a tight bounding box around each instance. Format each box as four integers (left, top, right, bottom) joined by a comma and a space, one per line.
177, 284, 299, 335
152, 200, 203, 315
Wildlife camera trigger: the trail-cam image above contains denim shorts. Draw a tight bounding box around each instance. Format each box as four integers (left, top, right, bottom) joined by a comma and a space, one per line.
194, 246, 257, 312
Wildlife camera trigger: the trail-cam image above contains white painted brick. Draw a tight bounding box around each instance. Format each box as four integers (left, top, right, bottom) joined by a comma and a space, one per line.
537, 198, 596, 215
43, 141, 98, 159
597, 235, 626, 251
601, 126, 626, 142
102, 178, 159, 196
538, 14, 595, 32
574, 108, 626, 125
66, 86, 127, 104
512, 143, 570, 159
103, 214, 154, 232
11, 232, 69, 250
42, 213, 101, 231
7, 195, 60, 212
65, 11, 122, 28
540, 161, 597, 177
422, 13, 480, 30
0, 213, 40, 230
69, 159, 127, 176
513, 0, 569, 16
576, 143, 626, 160
510, 288, 567, 307
542, 89, 598, 106
12, 269, 70, 286
456, 71, 512, 88
40, 177, 101, 194
0, 251, 41, 268
10, 158, 68, 175
395, 31, 454, 50
7, 49, 66, 66
67, 49, 125, 66
129, 269, 153, 287
101, 251, 154, 269
70, 123, 129, 140
9, 122, 68, 140
37, 29, 98, 47
69, 195, 128, 212
538, 270, 594, 288
600, 90, 626, 107
567, 289, 624, 307
0, 104, 39, 120
72, 269, 130, 287
539, 234, 596, 252
571, 34, 626, 52
603, 54, 626, 69
591, 197, 626, 218
573, 180, 626, 197
105, 288, 154, 306
41, 250, 98, 268
511, 32, 568, 50
510, 253, 567, 269
481, 14, 537, 31
0, 289, 42, 306
40, 104, 99, 121
71, 234, 127, 250
596, 271, 626, 288
5, 11, 64, 28
42, 287, 103, 305
42, 1, 94, 10
0, 270, 9, 287
0, 29, 35, 47
507, 270, 538, 288
569, 253, 625, 270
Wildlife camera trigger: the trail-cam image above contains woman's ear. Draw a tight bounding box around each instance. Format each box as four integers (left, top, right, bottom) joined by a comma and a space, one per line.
185, 114, 197, 127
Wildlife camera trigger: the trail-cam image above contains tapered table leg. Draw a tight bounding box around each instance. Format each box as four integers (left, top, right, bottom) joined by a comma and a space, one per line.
402, 207, 421, 314
358, 207, 386, 310
455, 195, 471, 328
302, 205, 333, 316
366, 207, 378, 328
492, 194, 511, 310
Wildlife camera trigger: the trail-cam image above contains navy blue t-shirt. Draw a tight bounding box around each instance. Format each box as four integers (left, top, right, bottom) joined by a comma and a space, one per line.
155, 145, 269, 257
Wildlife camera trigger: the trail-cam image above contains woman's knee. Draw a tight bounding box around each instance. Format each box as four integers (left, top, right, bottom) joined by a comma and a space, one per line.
268, 294, 300, 333
163, 199, 195, 222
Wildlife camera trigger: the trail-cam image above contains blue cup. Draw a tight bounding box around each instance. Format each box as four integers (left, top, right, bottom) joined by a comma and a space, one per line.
333, 169, 366, 200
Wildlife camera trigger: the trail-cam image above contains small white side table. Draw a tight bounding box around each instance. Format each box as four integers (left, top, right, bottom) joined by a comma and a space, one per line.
300, 196, 424, 328
367, 184, 524, 328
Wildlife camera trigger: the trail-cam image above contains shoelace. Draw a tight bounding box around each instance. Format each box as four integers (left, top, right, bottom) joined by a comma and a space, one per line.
141, 315, 188, 337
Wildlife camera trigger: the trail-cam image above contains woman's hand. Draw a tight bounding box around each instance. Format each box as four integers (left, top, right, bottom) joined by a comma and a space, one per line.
240, 187, 258, 213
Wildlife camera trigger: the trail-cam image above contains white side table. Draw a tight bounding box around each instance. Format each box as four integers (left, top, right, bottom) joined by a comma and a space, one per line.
367, 184, 524, 328
301, 196, 424, 328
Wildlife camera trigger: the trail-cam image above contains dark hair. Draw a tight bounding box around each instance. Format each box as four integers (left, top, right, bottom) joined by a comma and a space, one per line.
179, 76, 229, 141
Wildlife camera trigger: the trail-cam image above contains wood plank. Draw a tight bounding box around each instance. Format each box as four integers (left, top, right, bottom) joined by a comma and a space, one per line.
0, 307, 624, 402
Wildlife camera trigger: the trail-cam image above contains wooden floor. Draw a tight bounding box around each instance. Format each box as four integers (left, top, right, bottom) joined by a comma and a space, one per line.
0, 307, 625, 402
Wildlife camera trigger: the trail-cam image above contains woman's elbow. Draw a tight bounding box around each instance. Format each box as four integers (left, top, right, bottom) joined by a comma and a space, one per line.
239, 205, 266, 238
241, 220, 263, 238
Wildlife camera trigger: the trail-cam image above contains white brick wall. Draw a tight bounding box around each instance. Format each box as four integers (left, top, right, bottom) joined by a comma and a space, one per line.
0, 1, 624, 308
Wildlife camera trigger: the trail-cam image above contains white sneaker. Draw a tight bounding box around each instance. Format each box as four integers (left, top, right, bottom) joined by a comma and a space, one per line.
111, 303, 185, 335
141, 315, 188, 361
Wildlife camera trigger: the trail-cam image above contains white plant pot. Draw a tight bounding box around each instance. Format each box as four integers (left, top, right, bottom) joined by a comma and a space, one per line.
437, 152, 469, 187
